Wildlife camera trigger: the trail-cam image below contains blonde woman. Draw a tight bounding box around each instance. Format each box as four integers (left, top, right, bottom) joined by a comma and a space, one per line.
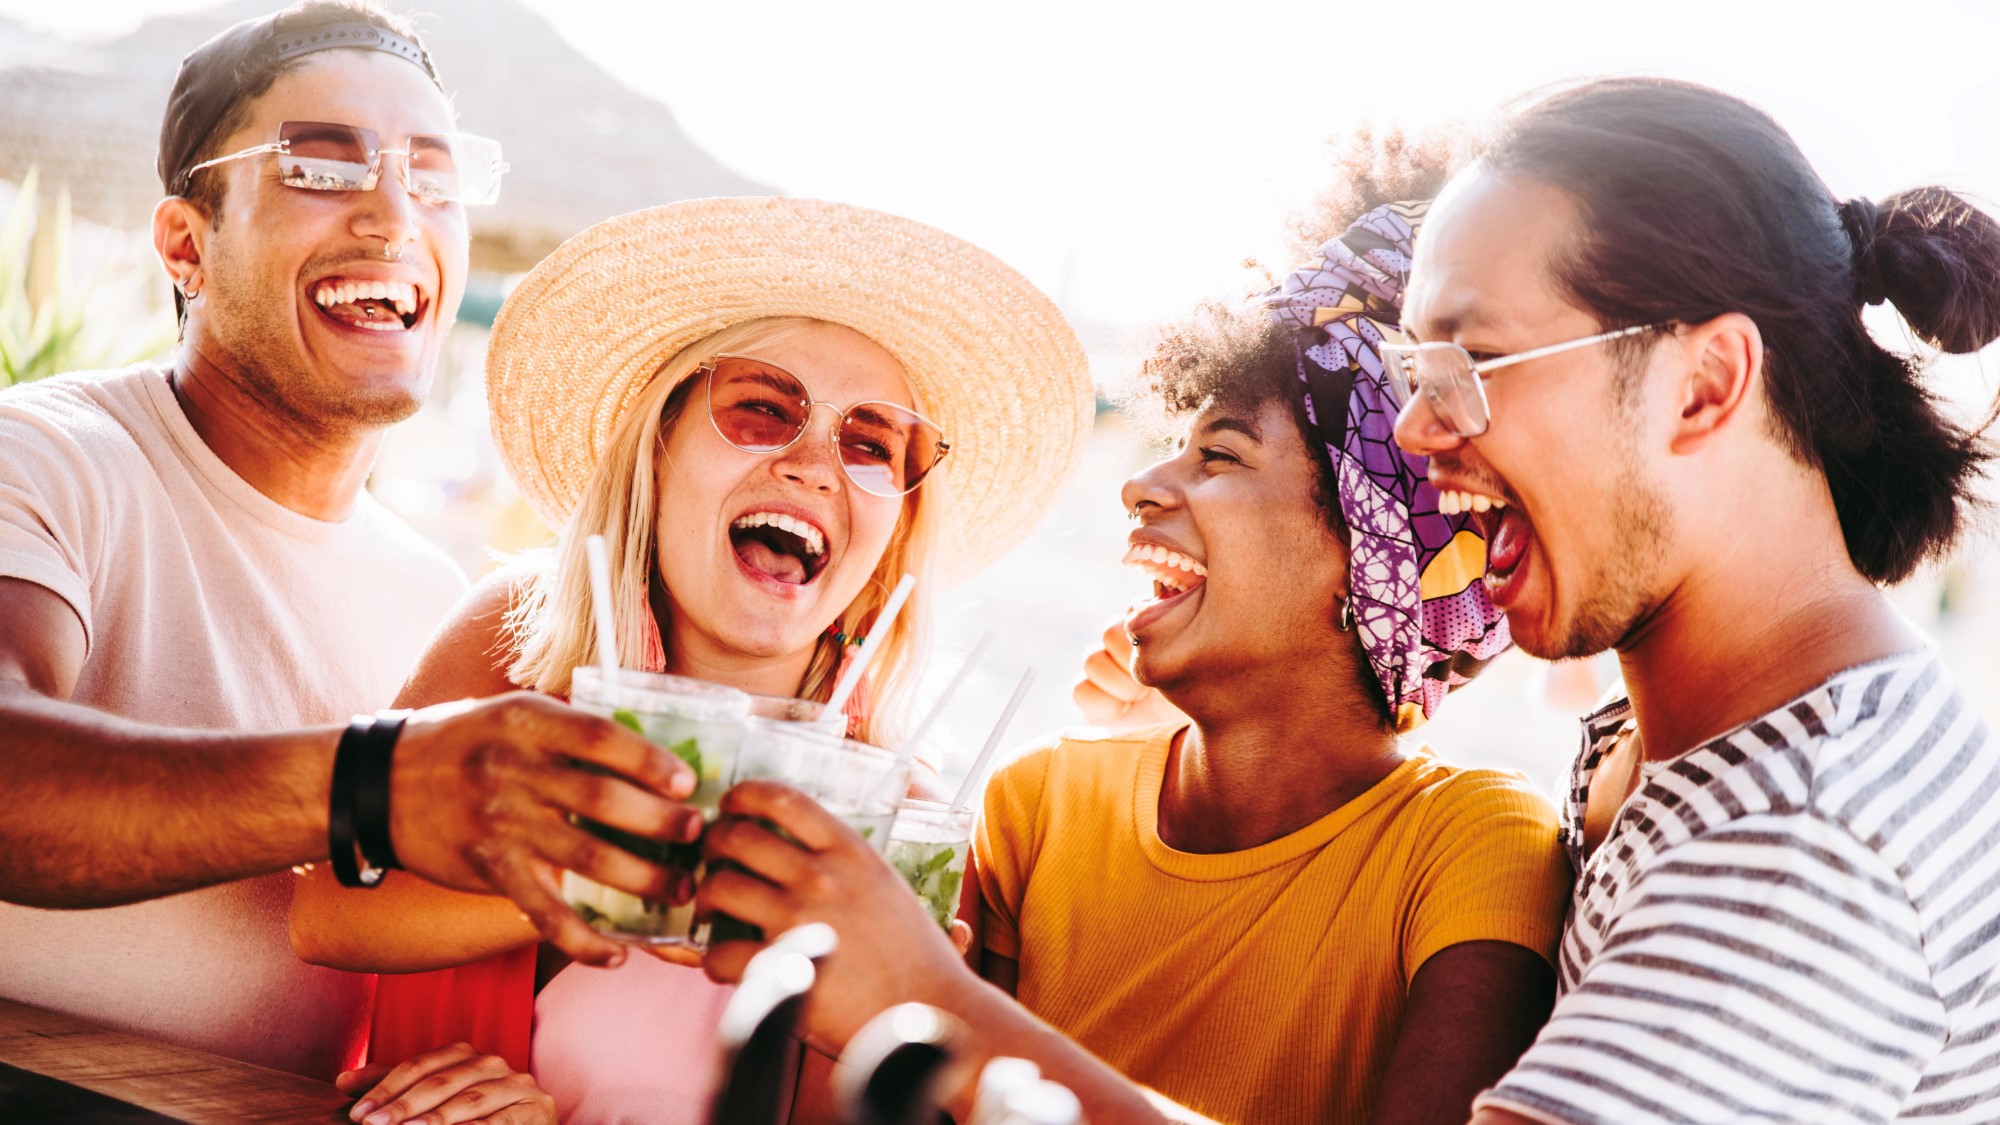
289, 198, 1090, 1125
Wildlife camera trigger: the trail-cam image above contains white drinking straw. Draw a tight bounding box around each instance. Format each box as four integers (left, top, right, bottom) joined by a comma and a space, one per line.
584, 534, 619, 676
861, 633, 995, 810
823, 572, 915, 716
897, 632, 993, 765
950, 667, 1036, 813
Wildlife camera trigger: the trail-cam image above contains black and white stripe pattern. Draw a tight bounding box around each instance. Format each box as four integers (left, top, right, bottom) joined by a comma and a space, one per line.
1479, 653, 2000, 1124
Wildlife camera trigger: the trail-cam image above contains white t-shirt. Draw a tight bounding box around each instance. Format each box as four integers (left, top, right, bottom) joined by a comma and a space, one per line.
1480, 651, 2000, 1124
0, 366, 466, 1078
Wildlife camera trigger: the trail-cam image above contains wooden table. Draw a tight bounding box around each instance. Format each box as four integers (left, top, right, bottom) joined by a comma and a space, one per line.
0, 998, 351, 1124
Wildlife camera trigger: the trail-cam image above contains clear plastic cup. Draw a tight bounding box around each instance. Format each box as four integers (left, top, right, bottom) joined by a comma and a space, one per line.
887, 800, 975, 932
747, 693, 849, 737
708, 722, 912, 944
562, 667, 751, 944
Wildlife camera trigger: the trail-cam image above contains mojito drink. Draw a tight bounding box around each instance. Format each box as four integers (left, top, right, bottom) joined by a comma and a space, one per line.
887, 800, 974, 931
708, 722, 909, 945
563, 667, 750, 944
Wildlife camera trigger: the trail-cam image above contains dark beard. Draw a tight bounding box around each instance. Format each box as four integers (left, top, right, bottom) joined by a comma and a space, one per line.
199, 275, 429, 442
1552, 432, 1673, 660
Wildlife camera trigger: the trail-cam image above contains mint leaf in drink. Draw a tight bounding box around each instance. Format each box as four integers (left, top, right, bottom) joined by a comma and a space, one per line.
611, 708, 644, 734
667, 737, 703, 776
934, 870, 963, 922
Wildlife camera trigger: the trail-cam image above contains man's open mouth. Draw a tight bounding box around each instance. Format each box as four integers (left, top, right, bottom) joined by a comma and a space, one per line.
309, 277, 425, 332
1439, 483, 1534, 602
729, 510, 830, 586
1486, 503, 1532, 584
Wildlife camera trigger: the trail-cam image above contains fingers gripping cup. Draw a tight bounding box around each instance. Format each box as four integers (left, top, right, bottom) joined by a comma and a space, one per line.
564, 667, 751, 944
708, 721, 913, 945
887, 800, 975, 932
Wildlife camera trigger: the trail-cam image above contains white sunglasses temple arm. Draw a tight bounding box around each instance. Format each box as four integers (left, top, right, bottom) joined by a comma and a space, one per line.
182, 141, 287, 178
1470, 323, 1665, 376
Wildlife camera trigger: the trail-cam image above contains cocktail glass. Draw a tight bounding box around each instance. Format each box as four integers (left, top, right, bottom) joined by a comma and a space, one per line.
886, 800, 975, 932
562, 667, 751, 944
747, 693, 849, 736
707, 721, 912, 945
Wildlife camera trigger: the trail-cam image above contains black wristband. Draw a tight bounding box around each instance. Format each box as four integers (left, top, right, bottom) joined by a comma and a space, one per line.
328, 716, 382, 888
352, 712, 407, 873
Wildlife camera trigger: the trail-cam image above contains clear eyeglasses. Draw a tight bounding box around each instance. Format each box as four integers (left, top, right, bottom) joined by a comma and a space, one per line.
1379, 323, 1670, 437
179, 120, 509, 206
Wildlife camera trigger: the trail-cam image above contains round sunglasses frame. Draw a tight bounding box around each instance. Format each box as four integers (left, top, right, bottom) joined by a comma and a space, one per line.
699, 354, 951, 498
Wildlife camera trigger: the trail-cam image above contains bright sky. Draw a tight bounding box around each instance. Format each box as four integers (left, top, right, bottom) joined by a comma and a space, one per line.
7, 0, 2000, 332
7, 0, 1999, 750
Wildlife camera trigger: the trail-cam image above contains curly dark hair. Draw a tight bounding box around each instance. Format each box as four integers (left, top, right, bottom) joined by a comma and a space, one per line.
1286, 123, 1465, 264
1131, 124, 1462, 533
1134, 301, 1344, 528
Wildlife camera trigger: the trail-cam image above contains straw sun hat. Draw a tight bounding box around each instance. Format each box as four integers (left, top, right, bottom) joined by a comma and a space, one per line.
486, 197, 1094, 579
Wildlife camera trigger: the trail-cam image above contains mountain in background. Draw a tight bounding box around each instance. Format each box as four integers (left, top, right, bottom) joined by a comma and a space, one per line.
0, 0, 776, 271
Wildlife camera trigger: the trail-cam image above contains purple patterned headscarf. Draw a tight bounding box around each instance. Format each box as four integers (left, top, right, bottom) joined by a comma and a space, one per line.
1263, 201, 1510, 731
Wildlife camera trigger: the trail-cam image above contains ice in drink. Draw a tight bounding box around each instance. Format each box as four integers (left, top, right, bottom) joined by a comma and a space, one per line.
562, 667, 750, 943
707, 722, 910, 945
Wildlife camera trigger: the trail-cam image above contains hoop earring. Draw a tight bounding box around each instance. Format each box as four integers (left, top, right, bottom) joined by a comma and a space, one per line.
1335, 596, 1355, 633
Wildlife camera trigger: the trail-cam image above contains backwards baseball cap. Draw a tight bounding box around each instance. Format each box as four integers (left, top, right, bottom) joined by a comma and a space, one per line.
156, 3, 443, 325
157, 2, 441, 198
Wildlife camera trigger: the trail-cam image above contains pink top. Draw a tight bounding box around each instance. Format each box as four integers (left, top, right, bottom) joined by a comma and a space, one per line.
531, 956, 739, 1125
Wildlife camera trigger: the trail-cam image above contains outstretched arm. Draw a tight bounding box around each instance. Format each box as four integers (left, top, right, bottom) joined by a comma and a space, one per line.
292, 572, 551, 972
0, 577, 338, 905
0, 575, 700, 966
699, 780, 1214, 1124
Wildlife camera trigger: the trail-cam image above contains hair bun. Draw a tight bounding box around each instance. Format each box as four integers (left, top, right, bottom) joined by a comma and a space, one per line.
1843, 187, 2000, 354
1837, 197, 1889, 307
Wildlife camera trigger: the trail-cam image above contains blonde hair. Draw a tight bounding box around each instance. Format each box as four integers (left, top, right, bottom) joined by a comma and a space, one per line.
505, 317, 942, 746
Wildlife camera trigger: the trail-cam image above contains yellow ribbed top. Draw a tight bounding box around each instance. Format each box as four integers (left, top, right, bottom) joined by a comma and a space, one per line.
976, 725, 1570, 1125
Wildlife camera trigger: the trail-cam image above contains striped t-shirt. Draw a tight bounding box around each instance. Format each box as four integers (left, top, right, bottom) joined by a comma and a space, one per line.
1478, 651, 2000, 1124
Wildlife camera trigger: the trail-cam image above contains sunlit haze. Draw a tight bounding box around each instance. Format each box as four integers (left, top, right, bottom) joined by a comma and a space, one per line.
7, 0, 1999, 773
9, 0, 2000, 331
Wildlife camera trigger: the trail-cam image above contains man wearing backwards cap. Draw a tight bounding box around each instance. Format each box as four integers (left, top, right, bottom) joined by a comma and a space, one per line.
0, 0, 700, 1082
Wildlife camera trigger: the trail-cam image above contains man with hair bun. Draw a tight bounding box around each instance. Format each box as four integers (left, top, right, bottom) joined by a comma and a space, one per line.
0, 1, 695, 1097
1390, 77, 2000, 1124
681, 85, 2000, 1125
